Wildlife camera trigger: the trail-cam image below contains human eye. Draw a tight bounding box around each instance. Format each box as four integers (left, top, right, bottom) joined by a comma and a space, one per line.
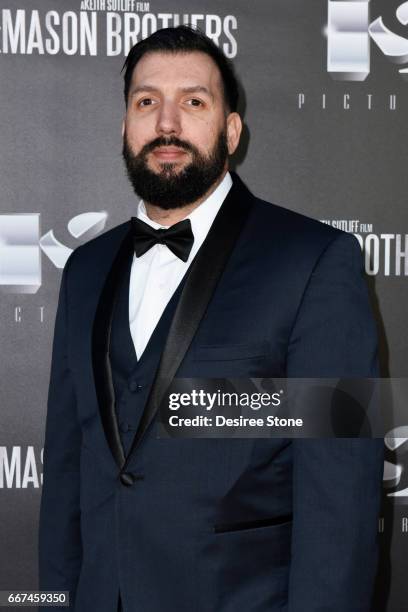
186, 98, 204, 107
137, 97, 156, 108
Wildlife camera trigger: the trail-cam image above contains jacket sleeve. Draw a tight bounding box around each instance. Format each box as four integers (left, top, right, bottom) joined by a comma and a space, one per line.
286, 232, 384, 612
38, 250, 82, 610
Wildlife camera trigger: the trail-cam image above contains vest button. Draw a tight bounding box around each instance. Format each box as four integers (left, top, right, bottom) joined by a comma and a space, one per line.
120, 472, 135, 487
129, 380, 142, 392
119, 422, 130, 433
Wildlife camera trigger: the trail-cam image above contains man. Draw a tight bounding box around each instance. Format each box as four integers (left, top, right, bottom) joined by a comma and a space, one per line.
39, 26, 384, 612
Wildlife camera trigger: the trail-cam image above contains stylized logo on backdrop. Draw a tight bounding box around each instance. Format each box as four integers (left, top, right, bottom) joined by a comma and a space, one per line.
320, 219, 408, 277
0, 447, 42, 488
0, 5, 238, 57
327, 0, 408, 80
0, 213, 107, 293
384, 427, 408, 505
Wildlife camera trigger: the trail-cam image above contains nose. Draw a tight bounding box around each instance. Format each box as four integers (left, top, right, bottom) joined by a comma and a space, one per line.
155, 99, 181, 137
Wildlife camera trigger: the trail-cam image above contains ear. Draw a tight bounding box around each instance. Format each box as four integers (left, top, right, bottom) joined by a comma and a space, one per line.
121, 117, 125, 138
226, 112, 242, 155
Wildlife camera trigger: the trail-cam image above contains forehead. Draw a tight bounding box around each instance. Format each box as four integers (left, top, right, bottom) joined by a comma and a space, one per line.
129, 50, 223, 93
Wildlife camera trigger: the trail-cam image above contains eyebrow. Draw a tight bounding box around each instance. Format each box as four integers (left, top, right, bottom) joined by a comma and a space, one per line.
129, 85, 214, 101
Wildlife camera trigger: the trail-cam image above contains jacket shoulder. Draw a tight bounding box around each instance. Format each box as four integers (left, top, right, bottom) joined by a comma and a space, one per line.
248, 194, 358, 256
65, 220, 131, 274
253, 195, 340, 238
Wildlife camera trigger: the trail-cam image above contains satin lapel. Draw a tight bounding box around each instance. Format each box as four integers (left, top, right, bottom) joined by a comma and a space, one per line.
122, 175, 253, 469
92, 226, 134, 470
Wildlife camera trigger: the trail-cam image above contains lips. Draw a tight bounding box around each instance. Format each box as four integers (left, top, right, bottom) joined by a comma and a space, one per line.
152, 146, 188, 159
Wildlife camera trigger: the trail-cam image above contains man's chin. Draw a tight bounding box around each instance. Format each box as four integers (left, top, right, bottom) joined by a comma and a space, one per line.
148, 160, 188, 176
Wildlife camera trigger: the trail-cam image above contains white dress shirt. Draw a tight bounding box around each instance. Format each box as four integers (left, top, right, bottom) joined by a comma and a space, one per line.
129, 171, 233, 360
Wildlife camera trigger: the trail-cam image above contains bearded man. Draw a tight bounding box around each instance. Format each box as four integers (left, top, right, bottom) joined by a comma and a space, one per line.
39, 25, 384, 612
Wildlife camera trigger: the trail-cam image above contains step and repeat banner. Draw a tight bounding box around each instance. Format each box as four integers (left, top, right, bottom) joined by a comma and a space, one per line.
0, 1, 407, 610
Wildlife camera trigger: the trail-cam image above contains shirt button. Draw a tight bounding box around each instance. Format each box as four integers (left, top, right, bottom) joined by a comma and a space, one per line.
128, 380, 143, 392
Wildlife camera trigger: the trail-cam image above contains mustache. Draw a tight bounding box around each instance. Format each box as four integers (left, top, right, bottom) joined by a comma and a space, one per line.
139, 136, 198, 157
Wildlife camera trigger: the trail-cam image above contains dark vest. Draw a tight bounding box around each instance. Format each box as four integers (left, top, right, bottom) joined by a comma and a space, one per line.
109, 252, 187, 456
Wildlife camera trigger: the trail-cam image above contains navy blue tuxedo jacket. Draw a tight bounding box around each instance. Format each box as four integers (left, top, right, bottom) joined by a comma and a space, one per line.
39, 173, 384, 611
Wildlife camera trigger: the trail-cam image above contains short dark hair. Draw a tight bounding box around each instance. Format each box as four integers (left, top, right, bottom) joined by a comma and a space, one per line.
121, 25, 239, 113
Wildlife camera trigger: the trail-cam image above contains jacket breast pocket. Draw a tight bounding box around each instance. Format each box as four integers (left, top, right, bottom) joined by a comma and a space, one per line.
193, 341, 268, 362
214, 513, 293, 534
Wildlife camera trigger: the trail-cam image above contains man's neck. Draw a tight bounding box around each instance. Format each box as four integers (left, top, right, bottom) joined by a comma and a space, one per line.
144, 168, 228, 226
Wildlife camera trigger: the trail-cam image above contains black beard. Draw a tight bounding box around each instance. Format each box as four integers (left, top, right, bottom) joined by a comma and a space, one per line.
122, 129, 228, 210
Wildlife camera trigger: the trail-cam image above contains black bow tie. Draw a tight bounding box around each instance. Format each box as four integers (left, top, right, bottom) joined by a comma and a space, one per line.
131, 216, 194, 262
